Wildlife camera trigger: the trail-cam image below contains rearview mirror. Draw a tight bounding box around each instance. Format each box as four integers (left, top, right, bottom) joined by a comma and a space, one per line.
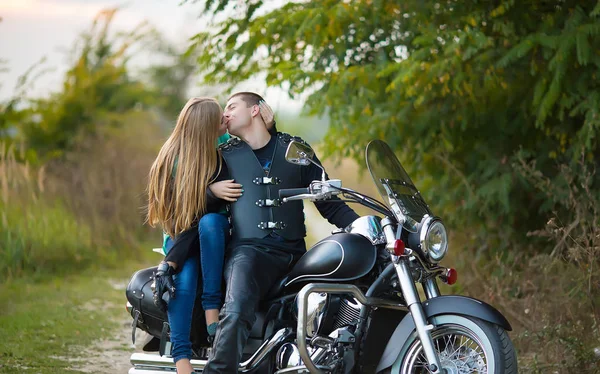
285, 141, 315, 166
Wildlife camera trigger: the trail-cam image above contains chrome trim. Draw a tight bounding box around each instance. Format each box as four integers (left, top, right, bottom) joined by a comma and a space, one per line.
129, 368, 169, 374
345, 215, 386, 245
296, 283, 407, 374
419, 216, 449, 263
285, 240, 345, 286
285, 141, 315, 166
410, 252, 447, 277
381, 182, 408, 227
275, 366, 311, 374
419, 215, 434, 256
241, 328, 293, 370
276, 343, 302, 369
129, 328, 292, 373
130, 352, 190, 370
428, 220, 448, 262
381, 216, 397, 253
395, 260, 442, 373
422, 278, 441, 299
303, 292, 328, 337
284, 141, 327, 181
274, 344, 326, 373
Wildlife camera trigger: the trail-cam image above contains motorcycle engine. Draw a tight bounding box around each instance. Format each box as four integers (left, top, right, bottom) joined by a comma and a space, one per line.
294, 294, 362, 337
286, 296, 362, 372
332, 297, 362, 331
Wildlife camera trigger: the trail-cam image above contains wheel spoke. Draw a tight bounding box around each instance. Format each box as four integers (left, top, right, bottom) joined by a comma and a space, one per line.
401, 325, 492, 374
447, 333, 456, 354
447, 334, 472, 358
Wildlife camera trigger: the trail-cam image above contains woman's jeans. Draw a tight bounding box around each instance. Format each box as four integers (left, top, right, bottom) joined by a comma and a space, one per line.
165, 213, 230, 363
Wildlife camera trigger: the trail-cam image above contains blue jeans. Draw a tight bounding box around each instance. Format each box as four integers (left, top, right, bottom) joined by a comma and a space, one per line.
165, 213, 230, 363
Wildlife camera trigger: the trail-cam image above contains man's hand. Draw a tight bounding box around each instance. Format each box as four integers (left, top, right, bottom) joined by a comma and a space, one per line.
259, 100, 275, 130
209, 179, 243, 202
153, 261, 176, 312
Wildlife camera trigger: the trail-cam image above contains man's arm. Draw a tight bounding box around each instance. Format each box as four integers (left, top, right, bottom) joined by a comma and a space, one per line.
302, 152, 360, 228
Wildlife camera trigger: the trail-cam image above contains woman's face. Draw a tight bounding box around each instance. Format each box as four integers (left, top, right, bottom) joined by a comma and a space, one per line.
217, 115, 227, 136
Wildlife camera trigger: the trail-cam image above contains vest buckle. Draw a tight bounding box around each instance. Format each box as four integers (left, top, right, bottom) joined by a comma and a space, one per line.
258, 221, 286, 230
256, 199, 282, 207
253, 176, 282, 185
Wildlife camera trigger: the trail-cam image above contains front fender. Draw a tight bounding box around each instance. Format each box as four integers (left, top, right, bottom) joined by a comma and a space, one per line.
375, 295, 512, 372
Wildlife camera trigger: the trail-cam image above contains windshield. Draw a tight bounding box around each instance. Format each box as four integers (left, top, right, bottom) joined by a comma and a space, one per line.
365, 140, 432, 232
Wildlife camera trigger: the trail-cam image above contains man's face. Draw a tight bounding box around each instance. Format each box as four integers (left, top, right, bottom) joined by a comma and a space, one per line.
223, 96, 254, 135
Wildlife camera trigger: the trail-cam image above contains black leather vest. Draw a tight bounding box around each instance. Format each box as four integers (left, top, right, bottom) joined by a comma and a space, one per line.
219, 133, 307, 242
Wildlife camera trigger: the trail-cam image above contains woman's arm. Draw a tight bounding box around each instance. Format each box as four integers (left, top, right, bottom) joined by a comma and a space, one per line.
163, 225, 199, 269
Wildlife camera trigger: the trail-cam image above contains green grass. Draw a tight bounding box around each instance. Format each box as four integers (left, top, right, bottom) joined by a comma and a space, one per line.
0, 257, 155, 373
0, 199, 95, 281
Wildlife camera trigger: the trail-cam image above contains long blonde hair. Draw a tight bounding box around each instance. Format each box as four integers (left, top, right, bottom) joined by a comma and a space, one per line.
147, 97, 222, 238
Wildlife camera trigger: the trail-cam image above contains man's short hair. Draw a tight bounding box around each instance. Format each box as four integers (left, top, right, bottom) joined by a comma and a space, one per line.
228, 92, 264, 107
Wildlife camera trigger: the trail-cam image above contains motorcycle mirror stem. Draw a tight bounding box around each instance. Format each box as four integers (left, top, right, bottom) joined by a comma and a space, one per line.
284, 141, 327, 181
303, 158, 327, 182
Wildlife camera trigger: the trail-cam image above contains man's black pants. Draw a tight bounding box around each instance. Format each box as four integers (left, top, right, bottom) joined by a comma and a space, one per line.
202, 244, 295, 373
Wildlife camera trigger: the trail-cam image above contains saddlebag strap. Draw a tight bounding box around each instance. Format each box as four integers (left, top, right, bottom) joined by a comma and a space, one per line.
131, 309, 141, 345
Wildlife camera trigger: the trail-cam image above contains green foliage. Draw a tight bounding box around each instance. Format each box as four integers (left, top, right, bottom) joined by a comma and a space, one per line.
0, 9, 188, 280
145, 44, 199, 120
0, 198, 94, 280
3, 10, 151, 162
0, 9, 195, 164
189, 0, 600, 252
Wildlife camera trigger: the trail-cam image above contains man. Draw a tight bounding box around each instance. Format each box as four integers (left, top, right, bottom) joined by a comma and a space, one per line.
203, 92, 359, 373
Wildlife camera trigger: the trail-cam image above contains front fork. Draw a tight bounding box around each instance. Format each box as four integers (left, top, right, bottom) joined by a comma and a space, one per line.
394, 259, 444, 374
381, 217, 444, 373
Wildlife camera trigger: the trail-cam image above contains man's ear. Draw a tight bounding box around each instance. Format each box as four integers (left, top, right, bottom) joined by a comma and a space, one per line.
250, 104, 260, 118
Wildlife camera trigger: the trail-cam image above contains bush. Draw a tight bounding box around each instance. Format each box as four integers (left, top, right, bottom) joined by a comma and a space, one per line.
0, 146, 94, 280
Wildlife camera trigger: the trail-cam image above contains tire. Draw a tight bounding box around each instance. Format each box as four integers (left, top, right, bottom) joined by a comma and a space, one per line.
386, 315, 517, 374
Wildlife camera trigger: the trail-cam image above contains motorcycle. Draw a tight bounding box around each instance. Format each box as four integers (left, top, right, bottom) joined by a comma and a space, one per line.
125, 139, 517, 373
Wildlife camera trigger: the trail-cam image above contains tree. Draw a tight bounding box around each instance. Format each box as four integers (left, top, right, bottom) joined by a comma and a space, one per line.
188, 0, 600, 252
1, 9, 184, 162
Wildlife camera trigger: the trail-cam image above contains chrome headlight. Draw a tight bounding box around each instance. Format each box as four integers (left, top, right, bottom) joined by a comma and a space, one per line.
420, 216, 448, 262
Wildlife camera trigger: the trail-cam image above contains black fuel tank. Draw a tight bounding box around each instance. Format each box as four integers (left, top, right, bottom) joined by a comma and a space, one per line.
284, 232, 377, 288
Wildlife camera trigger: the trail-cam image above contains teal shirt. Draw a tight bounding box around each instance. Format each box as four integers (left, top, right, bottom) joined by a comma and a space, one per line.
161, 133, 232, 254
217, 133, 231, 146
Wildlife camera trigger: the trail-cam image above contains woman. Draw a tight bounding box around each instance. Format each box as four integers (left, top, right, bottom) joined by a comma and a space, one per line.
146, 97, 274, 374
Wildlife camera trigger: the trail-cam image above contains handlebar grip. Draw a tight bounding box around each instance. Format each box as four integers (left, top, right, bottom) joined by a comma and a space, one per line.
279, 188, 310, 199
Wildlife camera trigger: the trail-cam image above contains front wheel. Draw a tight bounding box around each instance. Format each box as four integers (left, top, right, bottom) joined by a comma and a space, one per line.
389, 315, 517, 374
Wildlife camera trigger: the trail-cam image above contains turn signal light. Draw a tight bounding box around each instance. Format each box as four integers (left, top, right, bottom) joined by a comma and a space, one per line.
393, 239, 405, 256
443, 268, 458, 285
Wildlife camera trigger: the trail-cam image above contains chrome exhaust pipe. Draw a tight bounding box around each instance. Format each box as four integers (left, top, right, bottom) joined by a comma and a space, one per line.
130, 328, 293, 372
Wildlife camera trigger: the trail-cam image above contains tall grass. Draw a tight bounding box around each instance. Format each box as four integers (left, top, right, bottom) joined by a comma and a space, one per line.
0, 144, 93, 279
0, 112, 165, 281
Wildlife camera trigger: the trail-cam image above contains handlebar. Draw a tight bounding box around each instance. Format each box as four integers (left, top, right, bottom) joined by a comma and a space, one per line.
279, 188, 310, 199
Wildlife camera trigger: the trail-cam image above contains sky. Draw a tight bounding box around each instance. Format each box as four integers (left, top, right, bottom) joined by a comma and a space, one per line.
0, 0, 303, 111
